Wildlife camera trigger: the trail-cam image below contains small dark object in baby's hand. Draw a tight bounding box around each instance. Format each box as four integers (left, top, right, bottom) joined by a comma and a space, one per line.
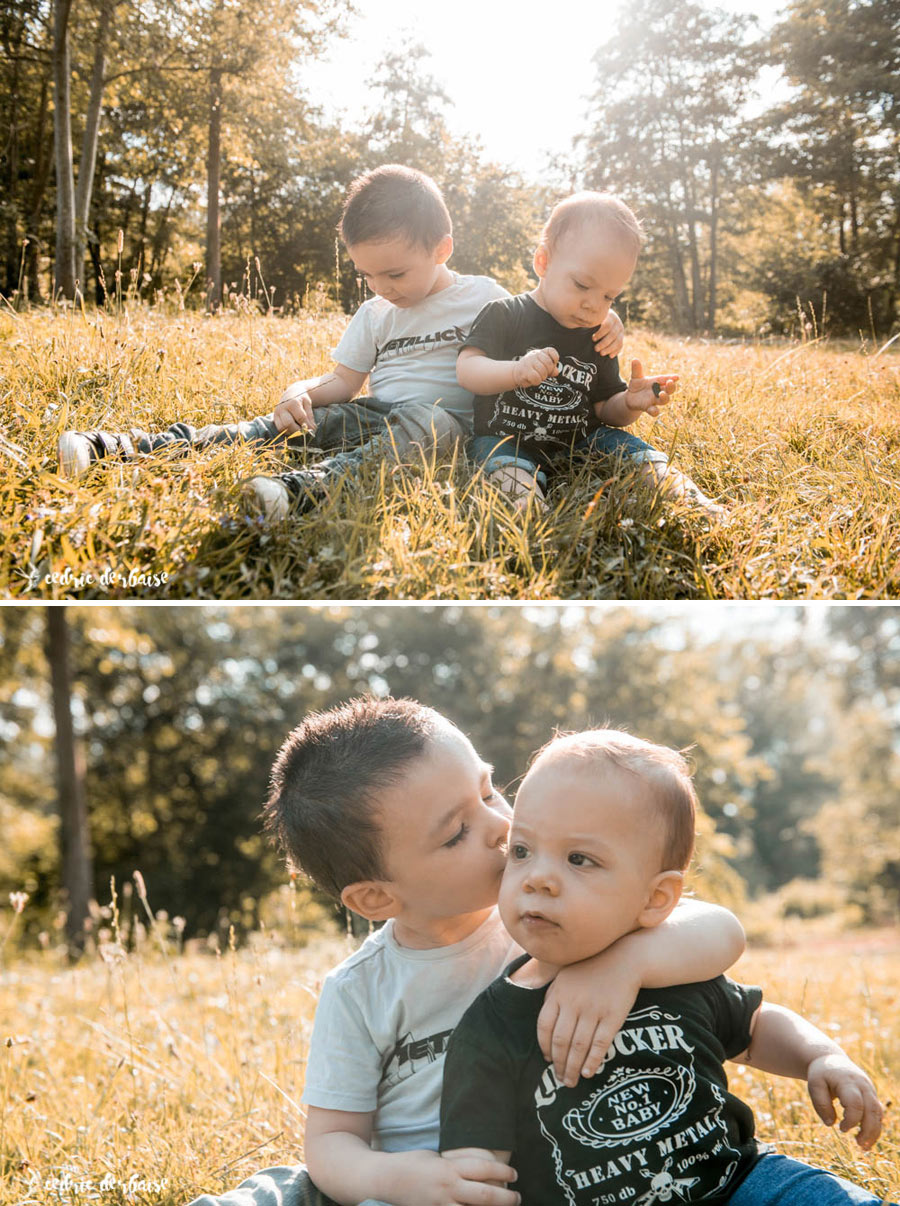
652, 382, 662, 397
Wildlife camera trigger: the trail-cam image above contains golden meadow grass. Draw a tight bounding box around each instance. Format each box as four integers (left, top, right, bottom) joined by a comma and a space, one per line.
0, 907, 897, 1206
1, 304, 898, 600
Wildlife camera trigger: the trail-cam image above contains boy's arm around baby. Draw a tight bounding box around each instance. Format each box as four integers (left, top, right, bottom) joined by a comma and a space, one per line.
304, 1105, 520, 1206
538, 898, 746, 1088
733, 1001, 885, 1150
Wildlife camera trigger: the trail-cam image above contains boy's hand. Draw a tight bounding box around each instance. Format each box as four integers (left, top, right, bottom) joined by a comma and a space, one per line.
592, 308, 625, 358
807, 1052, 885, 1150
538, 952, 640, 1087
625, 359, 677, 417
390, 1149, 519, 1206
513, 347, 559, 388
274, 385, 316, 435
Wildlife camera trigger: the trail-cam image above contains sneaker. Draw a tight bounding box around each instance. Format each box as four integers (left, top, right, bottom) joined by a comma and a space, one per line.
57, 429, 135, 478
241, 467, 330, 521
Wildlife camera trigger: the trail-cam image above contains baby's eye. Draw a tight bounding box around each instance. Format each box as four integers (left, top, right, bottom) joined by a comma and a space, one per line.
568, 852, 596, 868
388, 271, 406, 279
573, 280, 589, 291
444, 823, 470, 849
510, 843, 529, 860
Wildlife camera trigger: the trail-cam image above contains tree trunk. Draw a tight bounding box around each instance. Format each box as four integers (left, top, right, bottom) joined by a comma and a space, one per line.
4, 38, 21, 294
46, 609, 94, 959
74, 0, 114, 287
25, 74, 53, 303
708, 146, 720, 334
206, 65, 223, 311
52, 0, 77, 299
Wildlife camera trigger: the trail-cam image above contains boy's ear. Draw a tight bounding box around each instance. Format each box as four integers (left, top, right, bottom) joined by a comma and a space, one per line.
533, 243, 549, 279
340, 879, 401, 923
434, 234, 453, 265
638, 870, 683, 929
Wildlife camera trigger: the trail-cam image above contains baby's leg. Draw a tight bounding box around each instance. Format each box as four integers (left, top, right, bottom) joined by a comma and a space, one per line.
727, 1151, 896, 1205
470, 436, 547, 512
578, 426, 727, 519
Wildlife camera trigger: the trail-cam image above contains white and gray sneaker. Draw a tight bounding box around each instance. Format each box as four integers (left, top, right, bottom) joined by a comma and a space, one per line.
240, 467, 330, 521
57, 429, 137, 478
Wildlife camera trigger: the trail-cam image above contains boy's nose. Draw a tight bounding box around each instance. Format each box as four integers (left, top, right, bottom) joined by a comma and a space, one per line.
524, 864, 559, 895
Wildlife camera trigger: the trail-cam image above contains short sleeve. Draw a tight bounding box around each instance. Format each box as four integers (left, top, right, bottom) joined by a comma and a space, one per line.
461, 300, 514, 361
594, 353, 627, 402
440, 1005, 519, 1153
708, 976, 764, 1060
331, 305, 378, 375
301, 973, 385, 1113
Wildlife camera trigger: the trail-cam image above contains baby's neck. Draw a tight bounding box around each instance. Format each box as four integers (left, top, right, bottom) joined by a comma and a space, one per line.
509, 955, 564, 988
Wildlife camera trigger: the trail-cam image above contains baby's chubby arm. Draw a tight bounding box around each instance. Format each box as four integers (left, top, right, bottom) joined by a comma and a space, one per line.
457, 345, 560, 394
596, 358, 678, 427
734, 1003, 885, 1150
273, 363, 368, 435
539, 899, 745, 1087
305, 1106, 520, 1206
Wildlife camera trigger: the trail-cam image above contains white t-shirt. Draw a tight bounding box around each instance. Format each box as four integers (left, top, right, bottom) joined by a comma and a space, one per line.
301, 909, 521, 1153
332, 273, 508, 426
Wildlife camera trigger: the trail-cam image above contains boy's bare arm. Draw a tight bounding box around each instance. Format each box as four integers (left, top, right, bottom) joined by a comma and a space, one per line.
305, 1106, 520, 1206
273, 364, 368, 434
539, 900, 745, 1087
733, 1002, 884, 1150
457, 346, 559, 394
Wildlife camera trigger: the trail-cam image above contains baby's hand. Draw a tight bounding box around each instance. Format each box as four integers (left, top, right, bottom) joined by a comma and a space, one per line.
807, 1052, 885, 1150
274, 384, 316, 435
624, 358, 678, 417
513, 347, 559, 388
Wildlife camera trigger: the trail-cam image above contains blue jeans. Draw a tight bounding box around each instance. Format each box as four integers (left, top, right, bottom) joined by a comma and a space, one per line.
730, 1152, 896, 1205
469, 424, 667, 491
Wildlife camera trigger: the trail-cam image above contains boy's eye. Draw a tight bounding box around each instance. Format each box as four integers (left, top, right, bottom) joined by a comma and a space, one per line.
388, 271, 406, 279
510, 843, 529, 860
573, 280, 588, 291
444, 823, 470, 849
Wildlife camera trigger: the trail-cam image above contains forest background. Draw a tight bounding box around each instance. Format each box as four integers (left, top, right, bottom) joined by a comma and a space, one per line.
2, 0, 900, 338
2, 602, 898, 952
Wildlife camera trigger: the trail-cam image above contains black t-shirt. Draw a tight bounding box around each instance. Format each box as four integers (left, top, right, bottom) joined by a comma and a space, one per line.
440, 961, 767, 1206
463, 294, 627, 459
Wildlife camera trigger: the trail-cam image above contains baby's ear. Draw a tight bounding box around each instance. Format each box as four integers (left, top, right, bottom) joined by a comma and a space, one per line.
638, 870, 683, 929
532, 243, 549, 279
340, 880, 400, 923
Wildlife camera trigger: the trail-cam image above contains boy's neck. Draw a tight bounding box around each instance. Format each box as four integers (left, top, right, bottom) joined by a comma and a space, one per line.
426, 264, 455, 296
392, 905, 494, 950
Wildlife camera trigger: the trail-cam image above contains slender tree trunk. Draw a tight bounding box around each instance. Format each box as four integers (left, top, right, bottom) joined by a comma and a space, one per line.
206, 65, 223, 311
52, 0, 77, 298
74, 0, 114, 286
25, 74, 52, 303
46, 609, 94, 959
708, 147, 719, 334
4, 44, 21, 294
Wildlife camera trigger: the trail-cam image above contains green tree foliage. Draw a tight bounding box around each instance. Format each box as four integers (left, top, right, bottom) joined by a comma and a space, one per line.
760, 0, 900, 334
579, 0, 764, 333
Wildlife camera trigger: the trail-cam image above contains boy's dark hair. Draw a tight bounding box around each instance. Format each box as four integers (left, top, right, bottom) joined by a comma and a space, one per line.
263, 696, 445, 900
338, 164, 452, 251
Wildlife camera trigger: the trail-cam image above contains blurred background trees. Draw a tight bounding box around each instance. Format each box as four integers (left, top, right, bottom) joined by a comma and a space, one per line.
2, 0, 898, 333
1, 604, 898, 953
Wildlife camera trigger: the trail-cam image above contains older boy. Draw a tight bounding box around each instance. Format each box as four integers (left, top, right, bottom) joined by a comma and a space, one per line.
57, 167, 624, 520
440, 730, 889, 1205
189, 699, 744, 1206
458, 193, 726, 515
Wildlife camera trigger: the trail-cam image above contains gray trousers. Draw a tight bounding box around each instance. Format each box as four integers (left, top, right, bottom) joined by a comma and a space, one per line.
185, 1163, 384, 1206
123, 398, 468, 484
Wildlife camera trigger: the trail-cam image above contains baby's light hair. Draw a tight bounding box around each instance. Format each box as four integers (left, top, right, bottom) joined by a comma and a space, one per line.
541, 191, 642, 259
529, 729, 696, 871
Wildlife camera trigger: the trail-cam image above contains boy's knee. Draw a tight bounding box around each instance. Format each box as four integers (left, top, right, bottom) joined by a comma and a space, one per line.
387, 403, 464, 456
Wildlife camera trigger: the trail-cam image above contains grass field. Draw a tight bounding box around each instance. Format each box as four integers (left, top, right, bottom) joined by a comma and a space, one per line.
0, 917, 897, 1206
1, 304, 898, 600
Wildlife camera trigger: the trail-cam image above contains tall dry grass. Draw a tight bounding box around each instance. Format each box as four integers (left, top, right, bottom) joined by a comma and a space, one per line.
1, 302, 898, 599
0, 892, 897, 1206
